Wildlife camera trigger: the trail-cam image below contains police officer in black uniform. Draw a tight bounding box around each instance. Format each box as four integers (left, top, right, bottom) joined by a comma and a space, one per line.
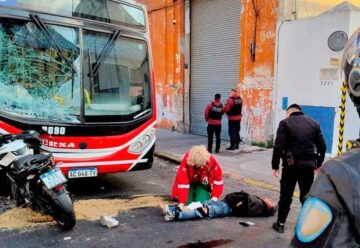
205, 94, 224, 153
290, 27, 360, 247
272, 104, 326, 233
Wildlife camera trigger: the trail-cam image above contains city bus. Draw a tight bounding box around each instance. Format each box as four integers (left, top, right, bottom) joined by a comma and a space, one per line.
0, 0, 156, 178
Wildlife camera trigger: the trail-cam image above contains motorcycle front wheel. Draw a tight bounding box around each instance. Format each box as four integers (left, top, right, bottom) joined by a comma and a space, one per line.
49, 190, 76, 230
52, 207, 76, 230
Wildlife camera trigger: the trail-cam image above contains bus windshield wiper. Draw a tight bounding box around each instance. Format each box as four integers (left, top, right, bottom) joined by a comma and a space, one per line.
88, 29, 121, 78
133, 109, 151, 120
29, 14, 77, 74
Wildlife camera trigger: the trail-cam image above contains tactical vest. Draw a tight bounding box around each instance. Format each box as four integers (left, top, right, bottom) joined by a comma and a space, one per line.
227, 96, 243, 116
208, 102, 223, 120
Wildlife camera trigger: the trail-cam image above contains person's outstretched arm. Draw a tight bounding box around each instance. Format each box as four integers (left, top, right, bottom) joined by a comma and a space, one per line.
210, 156, 224, 201
204, 103, 211, 122
272, 120, 287, 176
171, 152, 191, 206
314, 123, 326, 168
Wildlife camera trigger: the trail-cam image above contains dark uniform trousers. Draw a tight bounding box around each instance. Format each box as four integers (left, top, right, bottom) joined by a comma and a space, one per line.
228, 120, 241, 147
207, 124, 221, 152
278, 162, 315, 223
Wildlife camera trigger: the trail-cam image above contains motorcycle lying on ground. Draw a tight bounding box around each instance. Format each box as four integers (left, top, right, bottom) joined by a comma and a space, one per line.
0, 131, 76, 230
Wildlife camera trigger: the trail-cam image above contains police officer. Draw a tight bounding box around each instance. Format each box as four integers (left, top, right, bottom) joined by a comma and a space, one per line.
224, 89, 243, 150
272, 104, 326, 233
205, 93, 224, 153
290, 27, 360, 247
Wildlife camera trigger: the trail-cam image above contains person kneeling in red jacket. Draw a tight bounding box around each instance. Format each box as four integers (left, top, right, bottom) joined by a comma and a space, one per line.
171, 145, 224, 210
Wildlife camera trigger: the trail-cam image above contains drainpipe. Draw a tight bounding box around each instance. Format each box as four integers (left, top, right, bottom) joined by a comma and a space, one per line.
250, 0, 259, 62
292, 0, 297, 20
183, 0, 191, 133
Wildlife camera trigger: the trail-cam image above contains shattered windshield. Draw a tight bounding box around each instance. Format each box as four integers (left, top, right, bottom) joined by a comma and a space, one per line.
0, 0, 146, 29
0, 19, 81, 123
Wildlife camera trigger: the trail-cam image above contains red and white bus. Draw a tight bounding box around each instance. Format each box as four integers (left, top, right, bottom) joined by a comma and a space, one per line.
0, 0, 156, 178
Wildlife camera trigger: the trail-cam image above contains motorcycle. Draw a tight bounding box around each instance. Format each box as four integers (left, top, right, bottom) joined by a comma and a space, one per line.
0, 131, 76, 230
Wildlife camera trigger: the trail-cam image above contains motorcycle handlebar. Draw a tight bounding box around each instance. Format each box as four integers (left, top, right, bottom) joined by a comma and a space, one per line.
0, 130, 42, 147
0, 134, 17, 144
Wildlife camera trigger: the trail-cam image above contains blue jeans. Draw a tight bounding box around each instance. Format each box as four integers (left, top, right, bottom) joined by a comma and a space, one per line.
170, 200, 232, 221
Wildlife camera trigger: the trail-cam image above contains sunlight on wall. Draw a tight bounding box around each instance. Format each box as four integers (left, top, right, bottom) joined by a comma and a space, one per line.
280, 0, 360, 20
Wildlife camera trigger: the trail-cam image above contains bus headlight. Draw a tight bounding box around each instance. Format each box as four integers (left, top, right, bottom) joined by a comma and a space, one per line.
133, 142, 143, 151
143, 135, 151, 142
128, 128, 155, 154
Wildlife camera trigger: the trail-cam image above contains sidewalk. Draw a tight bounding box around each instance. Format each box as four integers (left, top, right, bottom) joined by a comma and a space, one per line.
155, 129, 293, 196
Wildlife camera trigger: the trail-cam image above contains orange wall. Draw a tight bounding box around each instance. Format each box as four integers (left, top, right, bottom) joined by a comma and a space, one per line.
239, 0, 278, 141
139, 0, 278, 141
137, 0, 185, 130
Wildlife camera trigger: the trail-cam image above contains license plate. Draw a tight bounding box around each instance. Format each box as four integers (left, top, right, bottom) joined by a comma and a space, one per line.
40, 168, 67, 190
68, 168, 97, 179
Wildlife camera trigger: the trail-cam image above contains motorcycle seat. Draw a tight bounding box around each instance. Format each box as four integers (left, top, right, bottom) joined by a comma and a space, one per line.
13, 154, 52, 171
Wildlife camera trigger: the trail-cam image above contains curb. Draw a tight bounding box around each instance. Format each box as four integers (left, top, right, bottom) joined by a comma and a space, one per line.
154, 150, 182, 164
154, 149, 299, 198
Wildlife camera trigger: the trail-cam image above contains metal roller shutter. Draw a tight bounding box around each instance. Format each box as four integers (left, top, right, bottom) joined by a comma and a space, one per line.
190, 0, 241, 138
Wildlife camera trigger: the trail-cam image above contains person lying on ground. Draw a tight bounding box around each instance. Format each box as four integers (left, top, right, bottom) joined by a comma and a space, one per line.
171, 145, 224, 209
160, 191, 277, 221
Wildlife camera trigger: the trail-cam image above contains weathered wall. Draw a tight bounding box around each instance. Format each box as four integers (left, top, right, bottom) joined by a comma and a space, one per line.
275, 4, 360, 156
280, 0, 360, 20
239, 0, 278, 142
139, 0, 278, 141
136, 0, 185, 131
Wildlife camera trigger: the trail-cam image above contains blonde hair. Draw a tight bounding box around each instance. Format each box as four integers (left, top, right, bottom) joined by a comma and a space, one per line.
186, 145, 210, 167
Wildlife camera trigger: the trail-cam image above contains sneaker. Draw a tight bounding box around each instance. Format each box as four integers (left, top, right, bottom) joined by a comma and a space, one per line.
159, 202, 171, 215
226, 146, 235, 150
163, 204, 170, 215
234, 144, 239, 149
272, 222, 284, 233
164, 211, 175, 221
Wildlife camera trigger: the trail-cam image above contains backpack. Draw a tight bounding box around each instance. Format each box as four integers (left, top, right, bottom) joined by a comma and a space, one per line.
223, 191, 269, 217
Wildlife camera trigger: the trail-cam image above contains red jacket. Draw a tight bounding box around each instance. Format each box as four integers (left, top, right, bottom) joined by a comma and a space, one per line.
171, 152, 224, 204
224, 94, 242, 121
204, 99, 223, 125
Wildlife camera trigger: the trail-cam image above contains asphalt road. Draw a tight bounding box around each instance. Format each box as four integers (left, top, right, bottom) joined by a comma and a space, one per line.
0, 158, 301, 248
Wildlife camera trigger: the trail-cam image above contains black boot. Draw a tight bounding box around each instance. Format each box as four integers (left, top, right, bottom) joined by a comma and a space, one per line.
226, 146, 235, 150
272, 222, 284, 233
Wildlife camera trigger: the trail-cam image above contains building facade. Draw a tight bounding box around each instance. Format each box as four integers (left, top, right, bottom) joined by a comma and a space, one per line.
275, 3, 360, 156
137, 0, 360, 145
137, 0, 278, 142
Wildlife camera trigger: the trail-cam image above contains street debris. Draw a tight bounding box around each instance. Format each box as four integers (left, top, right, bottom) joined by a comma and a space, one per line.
0, 196, 16, 215
64, 237, 72, 241
74, 195, 165, 221
100, 216, 119, 228
0, 207, 53, 229
239, 221, 255, 227
0, 195, 165, 230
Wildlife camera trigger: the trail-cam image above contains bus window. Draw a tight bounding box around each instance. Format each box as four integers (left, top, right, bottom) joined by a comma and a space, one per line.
73, 0, 146, 28
83, 30, 151, 122
0, 0, 146, 29
0, 19, 81, 123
